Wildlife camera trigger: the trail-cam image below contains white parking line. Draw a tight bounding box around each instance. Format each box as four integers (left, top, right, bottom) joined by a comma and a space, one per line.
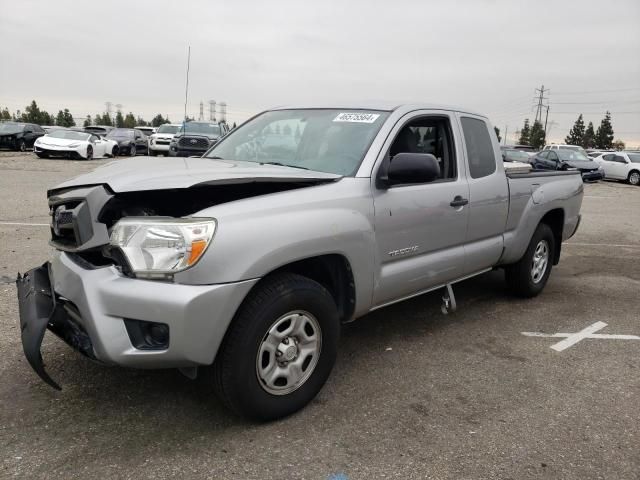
566, 242, 640, 248
522, 321, 640, 352
0, 222, 49, 226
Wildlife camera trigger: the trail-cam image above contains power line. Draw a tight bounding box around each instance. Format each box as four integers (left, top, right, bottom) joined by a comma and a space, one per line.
552, 86, 640, 96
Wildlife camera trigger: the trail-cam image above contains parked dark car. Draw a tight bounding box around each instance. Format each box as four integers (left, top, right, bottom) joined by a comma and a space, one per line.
531, 148, 604, 182
0, 122, 46, 151
500, 146, 532, 163
169, 121, 228, 157
105, 128, 149, 156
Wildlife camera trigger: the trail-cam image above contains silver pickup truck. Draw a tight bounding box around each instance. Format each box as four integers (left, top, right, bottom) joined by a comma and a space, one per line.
17, 103, 583, 420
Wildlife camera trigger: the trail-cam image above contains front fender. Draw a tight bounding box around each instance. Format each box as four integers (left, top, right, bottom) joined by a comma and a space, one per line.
174, 178, 377, 316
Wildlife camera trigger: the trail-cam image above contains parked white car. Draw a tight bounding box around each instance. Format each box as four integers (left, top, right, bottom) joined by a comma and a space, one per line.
592, 151, 640, 185
34, 130, 118, 160
148, 123, 181, 156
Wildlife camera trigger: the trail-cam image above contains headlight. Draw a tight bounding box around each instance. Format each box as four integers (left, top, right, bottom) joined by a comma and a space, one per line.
109, 217, 216, 278
68, 143, 80, 148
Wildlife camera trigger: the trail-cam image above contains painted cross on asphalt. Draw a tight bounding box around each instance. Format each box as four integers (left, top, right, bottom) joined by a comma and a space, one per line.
521, 321, 640, 352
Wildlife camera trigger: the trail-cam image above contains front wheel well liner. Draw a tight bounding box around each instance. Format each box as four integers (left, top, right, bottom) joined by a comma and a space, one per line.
258, 254, 356, 323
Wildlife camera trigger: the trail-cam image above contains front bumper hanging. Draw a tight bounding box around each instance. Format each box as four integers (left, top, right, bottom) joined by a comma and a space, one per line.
16, 264, 62, 390
16, 263, 96, 390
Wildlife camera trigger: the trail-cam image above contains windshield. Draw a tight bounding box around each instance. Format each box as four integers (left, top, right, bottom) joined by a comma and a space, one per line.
157, 124, 180, 134
628, 153, 640, 163
503, 149, 530, 162
179, 122, 221, 136
205, 109, 389, 175
47, 130, 90, 141
106, 129, 134, 139
557, 149, 590, 161
0, 122, 25, 134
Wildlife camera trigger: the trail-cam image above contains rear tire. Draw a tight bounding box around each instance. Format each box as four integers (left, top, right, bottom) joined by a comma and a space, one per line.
211, 273, 339, 421
129, 145, 136, 157
629, 170, 640, 186
17, 139, 26, 152
85, 145, 93, 160
149, 149, 158, 156
505, 223, 555, 298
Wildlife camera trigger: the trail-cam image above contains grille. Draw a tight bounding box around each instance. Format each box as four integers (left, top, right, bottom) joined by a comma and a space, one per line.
156, 139, 170, 145
49, 201, 81, 248
178, 136, 209, 149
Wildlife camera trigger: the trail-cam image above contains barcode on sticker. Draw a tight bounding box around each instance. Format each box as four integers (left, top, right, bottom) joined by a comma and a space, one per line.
333, 112, 380, 123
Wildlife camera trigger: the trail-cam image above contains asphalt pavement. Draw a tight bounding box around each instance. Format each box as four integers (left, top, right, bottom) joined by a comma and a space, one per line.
1, 152, 638, 480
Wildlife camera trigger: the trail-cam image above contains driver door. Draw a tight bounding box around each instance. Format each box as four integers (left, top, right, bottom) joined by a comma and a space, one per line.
371, 112, 469, 307
610, 154, 629, 179
91, 135, 106, 157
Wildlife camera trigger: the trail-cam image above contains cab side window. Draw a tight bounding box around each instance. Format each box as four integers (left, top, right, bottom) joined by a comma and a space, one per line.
460, 117, 496, 179
548, 151, 558, 161
387, 117, 456, 180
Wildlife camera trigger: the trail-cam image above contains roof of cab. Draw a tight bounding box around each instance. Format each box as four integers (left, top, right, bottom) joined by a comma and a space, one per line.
268, 102, 487, 118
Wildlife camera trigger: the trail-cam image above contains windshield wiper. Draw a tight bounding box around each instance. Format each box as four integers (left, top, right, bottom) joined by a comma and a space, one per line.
208, 156, 224, 159
260, 161, 309, 170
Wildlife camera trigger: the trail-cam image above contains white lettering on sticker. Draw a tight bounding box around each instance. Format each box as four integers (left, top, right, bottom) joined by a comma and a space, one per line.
333, 112, 380, 123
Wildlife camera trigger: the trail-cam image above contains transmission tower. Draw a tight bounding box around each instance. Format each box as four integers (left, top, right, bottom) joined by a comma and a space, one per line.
533, 85, 549, 124
209, 100, 216, 121
198, 100, 204, 121
219, 102, 227, 122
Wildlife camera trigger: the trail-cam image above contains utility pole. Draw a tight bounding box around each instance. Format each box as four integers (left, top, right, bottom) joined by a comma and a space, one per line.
198, 100, 204, 121
533, 85, 549, 124
183, 46, 191, 122
504, 125, 508, 145
544, 105, 550, 138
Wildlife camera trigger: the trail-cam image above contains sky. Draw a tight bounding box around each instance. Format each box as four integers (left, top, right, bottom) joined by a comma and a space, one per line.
1, 0, 639, 146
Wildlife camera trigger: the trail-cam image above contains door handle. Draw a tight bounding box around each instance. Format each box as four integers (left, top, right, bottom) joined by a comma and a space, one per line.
450, 196, 469, 208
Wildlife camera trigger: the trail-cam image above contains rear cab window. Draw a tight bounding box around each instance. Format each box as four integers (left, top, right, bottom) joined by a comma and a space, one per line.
460, 117, 496, 179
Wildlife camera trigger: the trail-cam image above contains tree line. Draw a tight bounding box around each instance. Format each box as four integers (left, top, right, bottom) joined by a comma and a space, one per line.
513, 111, 625, 150
563, 112, 624, 150
1, 100, 76, 127
0, 100, 172, 129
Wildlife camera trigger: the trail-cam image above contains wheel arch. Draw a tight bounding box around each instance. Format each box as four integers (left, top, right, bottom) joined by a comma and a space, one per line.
540, 208, 564, 265
249, 254, 356, 323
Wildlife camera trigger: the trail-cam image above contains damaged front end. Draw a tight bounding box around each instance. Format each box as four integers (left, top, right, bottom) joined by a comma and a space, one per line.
20, 172, 339, 388
16, 264, 97, 390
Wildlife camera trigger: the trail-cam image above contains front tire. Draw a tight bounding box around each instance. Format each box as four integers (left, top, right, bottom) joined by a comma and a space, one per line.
629, 170, 640, 186
212, 273, 339, 421
505, 223, 555, 298
149, 149, 158, 156
35, 152, 48, 159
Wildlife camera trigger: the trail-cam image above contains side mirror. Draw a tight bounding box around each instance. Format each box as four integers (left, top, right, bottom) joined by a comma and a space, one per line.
24, 129, 33, 134
382, 153, 440, 187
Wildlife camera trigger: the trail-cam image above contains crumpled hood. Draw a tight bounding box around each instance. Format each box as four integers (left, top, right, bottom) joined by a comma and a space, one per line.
51, 156, 342, 193
564, 160, 599, 170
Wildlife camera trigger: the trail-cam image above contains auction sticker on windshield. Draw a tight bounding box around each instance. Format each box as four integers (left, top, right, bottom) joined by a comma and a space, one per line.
333, 112, 381, 123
